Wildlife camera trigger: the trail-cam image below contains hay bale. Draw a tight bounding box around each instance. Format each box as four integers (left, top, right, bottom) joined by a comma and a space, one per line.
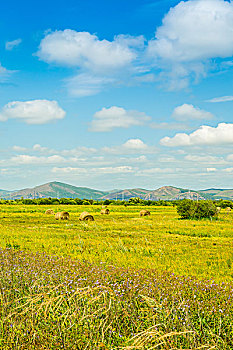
140, 209, 151, 217
45, 209, 54, 215
216, 207, 221, 213
79, 211, 94, 221
101, 208, 110, 215
55, 211, 70, 220
226, 207, 231, 214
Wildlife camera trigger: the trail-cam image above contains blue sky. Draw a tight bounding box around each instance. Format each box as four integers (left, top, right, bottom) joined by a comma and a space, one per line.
1, 0, 233, 191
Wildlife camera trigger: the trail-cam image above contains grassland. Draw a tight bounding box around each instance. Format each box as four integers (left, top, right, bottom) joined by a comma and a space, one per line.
0, 204, 233, 349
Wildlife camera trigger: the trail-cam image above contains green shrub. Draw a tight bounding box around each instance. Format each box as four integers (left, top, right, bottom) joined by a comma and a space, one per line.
177, 199, 217, 219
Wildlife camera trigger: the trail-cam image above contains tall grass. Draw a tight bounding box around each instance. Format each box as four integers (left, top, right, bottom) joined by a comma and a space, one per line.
0, 204, 233, 348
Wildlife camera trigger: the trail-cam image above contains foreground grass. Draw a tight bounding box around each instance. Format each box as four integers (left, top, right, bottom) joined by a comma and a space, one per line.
1, 248, 232, 349
0, 204, 233, 348
0, 205, 232, 282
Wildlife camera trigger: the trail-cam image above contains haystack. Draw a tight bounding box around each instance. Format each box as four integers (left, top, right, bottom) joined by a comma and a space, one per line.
101, 208, 110, 215
55, 211, 70, 220
45, 209, 54, 215
226, 207, 231, 214
79, 211, 94, 221
140, 209, 151, 217
216, 207, 221, 213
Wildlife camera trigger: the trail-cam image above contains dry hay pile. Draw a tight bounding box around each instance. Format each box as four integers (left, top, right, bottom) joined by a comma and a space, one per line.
45, 209, 55, 215
100, 208, 110, 215
55, 211, 70, 220
79, 212, 94, 221
216, 207, 221, 213
140, 209, 151, 217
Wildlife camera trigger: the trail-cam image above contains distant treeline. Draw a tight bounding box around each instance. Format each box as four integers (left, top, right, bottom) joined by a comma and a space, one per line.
0, 197, 233, 208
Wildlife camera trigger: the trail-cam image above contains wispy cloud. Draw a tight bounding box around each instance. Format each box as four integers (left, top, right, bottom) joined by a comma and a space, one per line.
206, 95, 233, 103
5, 39, 22, 51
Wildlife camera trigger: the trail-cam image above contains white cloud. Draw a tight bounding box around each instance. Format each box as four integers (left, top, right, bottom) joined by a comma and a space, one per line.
206, 95, 233, 103
38, 30, 144, 72
147, 0, 233, 88
38, 30, 148, 96
172, 104, 213, 121
102, 138, 157, 155
90, 106, 151, 132
66, 73, 115, 97
185, 155, 225, 164
12, 145, 27, 152
52, 165, 133, 175
161, 123, 233, 147
123, 139, 148, 150
0, 63, 14, 81
5, 39, 22, 51
11, 155, 65, 165
150, 121, 190, 130
226, 154, 233, 161
207, 168, 217, 172
33, 144, 50, 152
0, 100, 65, 124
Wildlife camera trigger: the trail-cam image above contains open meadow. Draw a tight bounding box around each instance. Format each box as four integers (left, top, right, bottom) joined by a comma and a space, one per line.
1, 204, 233, 349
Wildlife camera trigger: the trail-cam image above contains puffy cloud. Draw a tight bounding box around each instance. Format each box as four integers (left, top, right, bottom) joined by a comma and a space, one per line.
172, 104, 213, 121
102, 138, 157, 155
38, 30, 144, 72
11, 155, 65, 165
90, 106, 151, 132
52, 165, 133, 174
38, 30, 147, 96
160, 123, 233, 147
147, 0, 233, 88
207, 168, 217, 172
206, 95, 233, 103
12, 145, 27, 152
5, 39, 22, 51
0, 100, 65, 124
185, 155, 225, 164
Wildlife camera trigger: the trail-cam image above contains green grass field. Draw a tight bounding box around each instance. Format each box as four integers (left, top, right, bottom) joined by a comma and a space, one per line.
0, 205, 233, 349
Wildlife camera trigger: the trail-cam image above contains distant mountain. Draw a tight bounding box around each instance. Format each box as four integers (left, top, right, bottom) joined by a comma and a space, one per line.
199, 188, 233, 200
1, 182, 233, 201
101, 186, 206, 201
2, 182, 108, 200
0, 189, 13, 197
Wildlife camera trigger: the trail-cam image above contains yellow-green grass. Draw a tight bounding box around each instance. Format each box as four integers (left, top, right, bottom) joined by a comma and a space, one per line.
0, 204, 233, 282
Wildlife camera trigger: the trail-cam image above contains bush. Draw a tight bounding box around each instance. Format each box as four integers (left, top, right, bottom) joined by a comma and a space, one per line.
177, 200, 217, 219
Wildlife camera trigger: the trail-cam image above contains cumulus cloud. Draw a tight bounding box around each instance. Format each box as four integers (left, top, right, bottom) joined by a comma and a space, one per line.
102, 138, 157, 155
52, 165, 133, 175
5, 39, 22, 51
185, 155, 225, 164
0, 100, 65, 124
172, 104, 214, 121
90, 106, 151, 132
206, 95, 233, 103
38, 30, 144, 72
147, 0, 233, 88
207, 168, 217, 172
37, 30, 148, 96
11, 155, 65, 165
160, 123, 233, 147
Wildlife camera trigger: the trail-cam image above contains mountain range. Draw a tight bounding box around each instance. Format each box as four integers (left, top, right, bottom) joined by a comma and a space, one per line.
1, 181, 233, 201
